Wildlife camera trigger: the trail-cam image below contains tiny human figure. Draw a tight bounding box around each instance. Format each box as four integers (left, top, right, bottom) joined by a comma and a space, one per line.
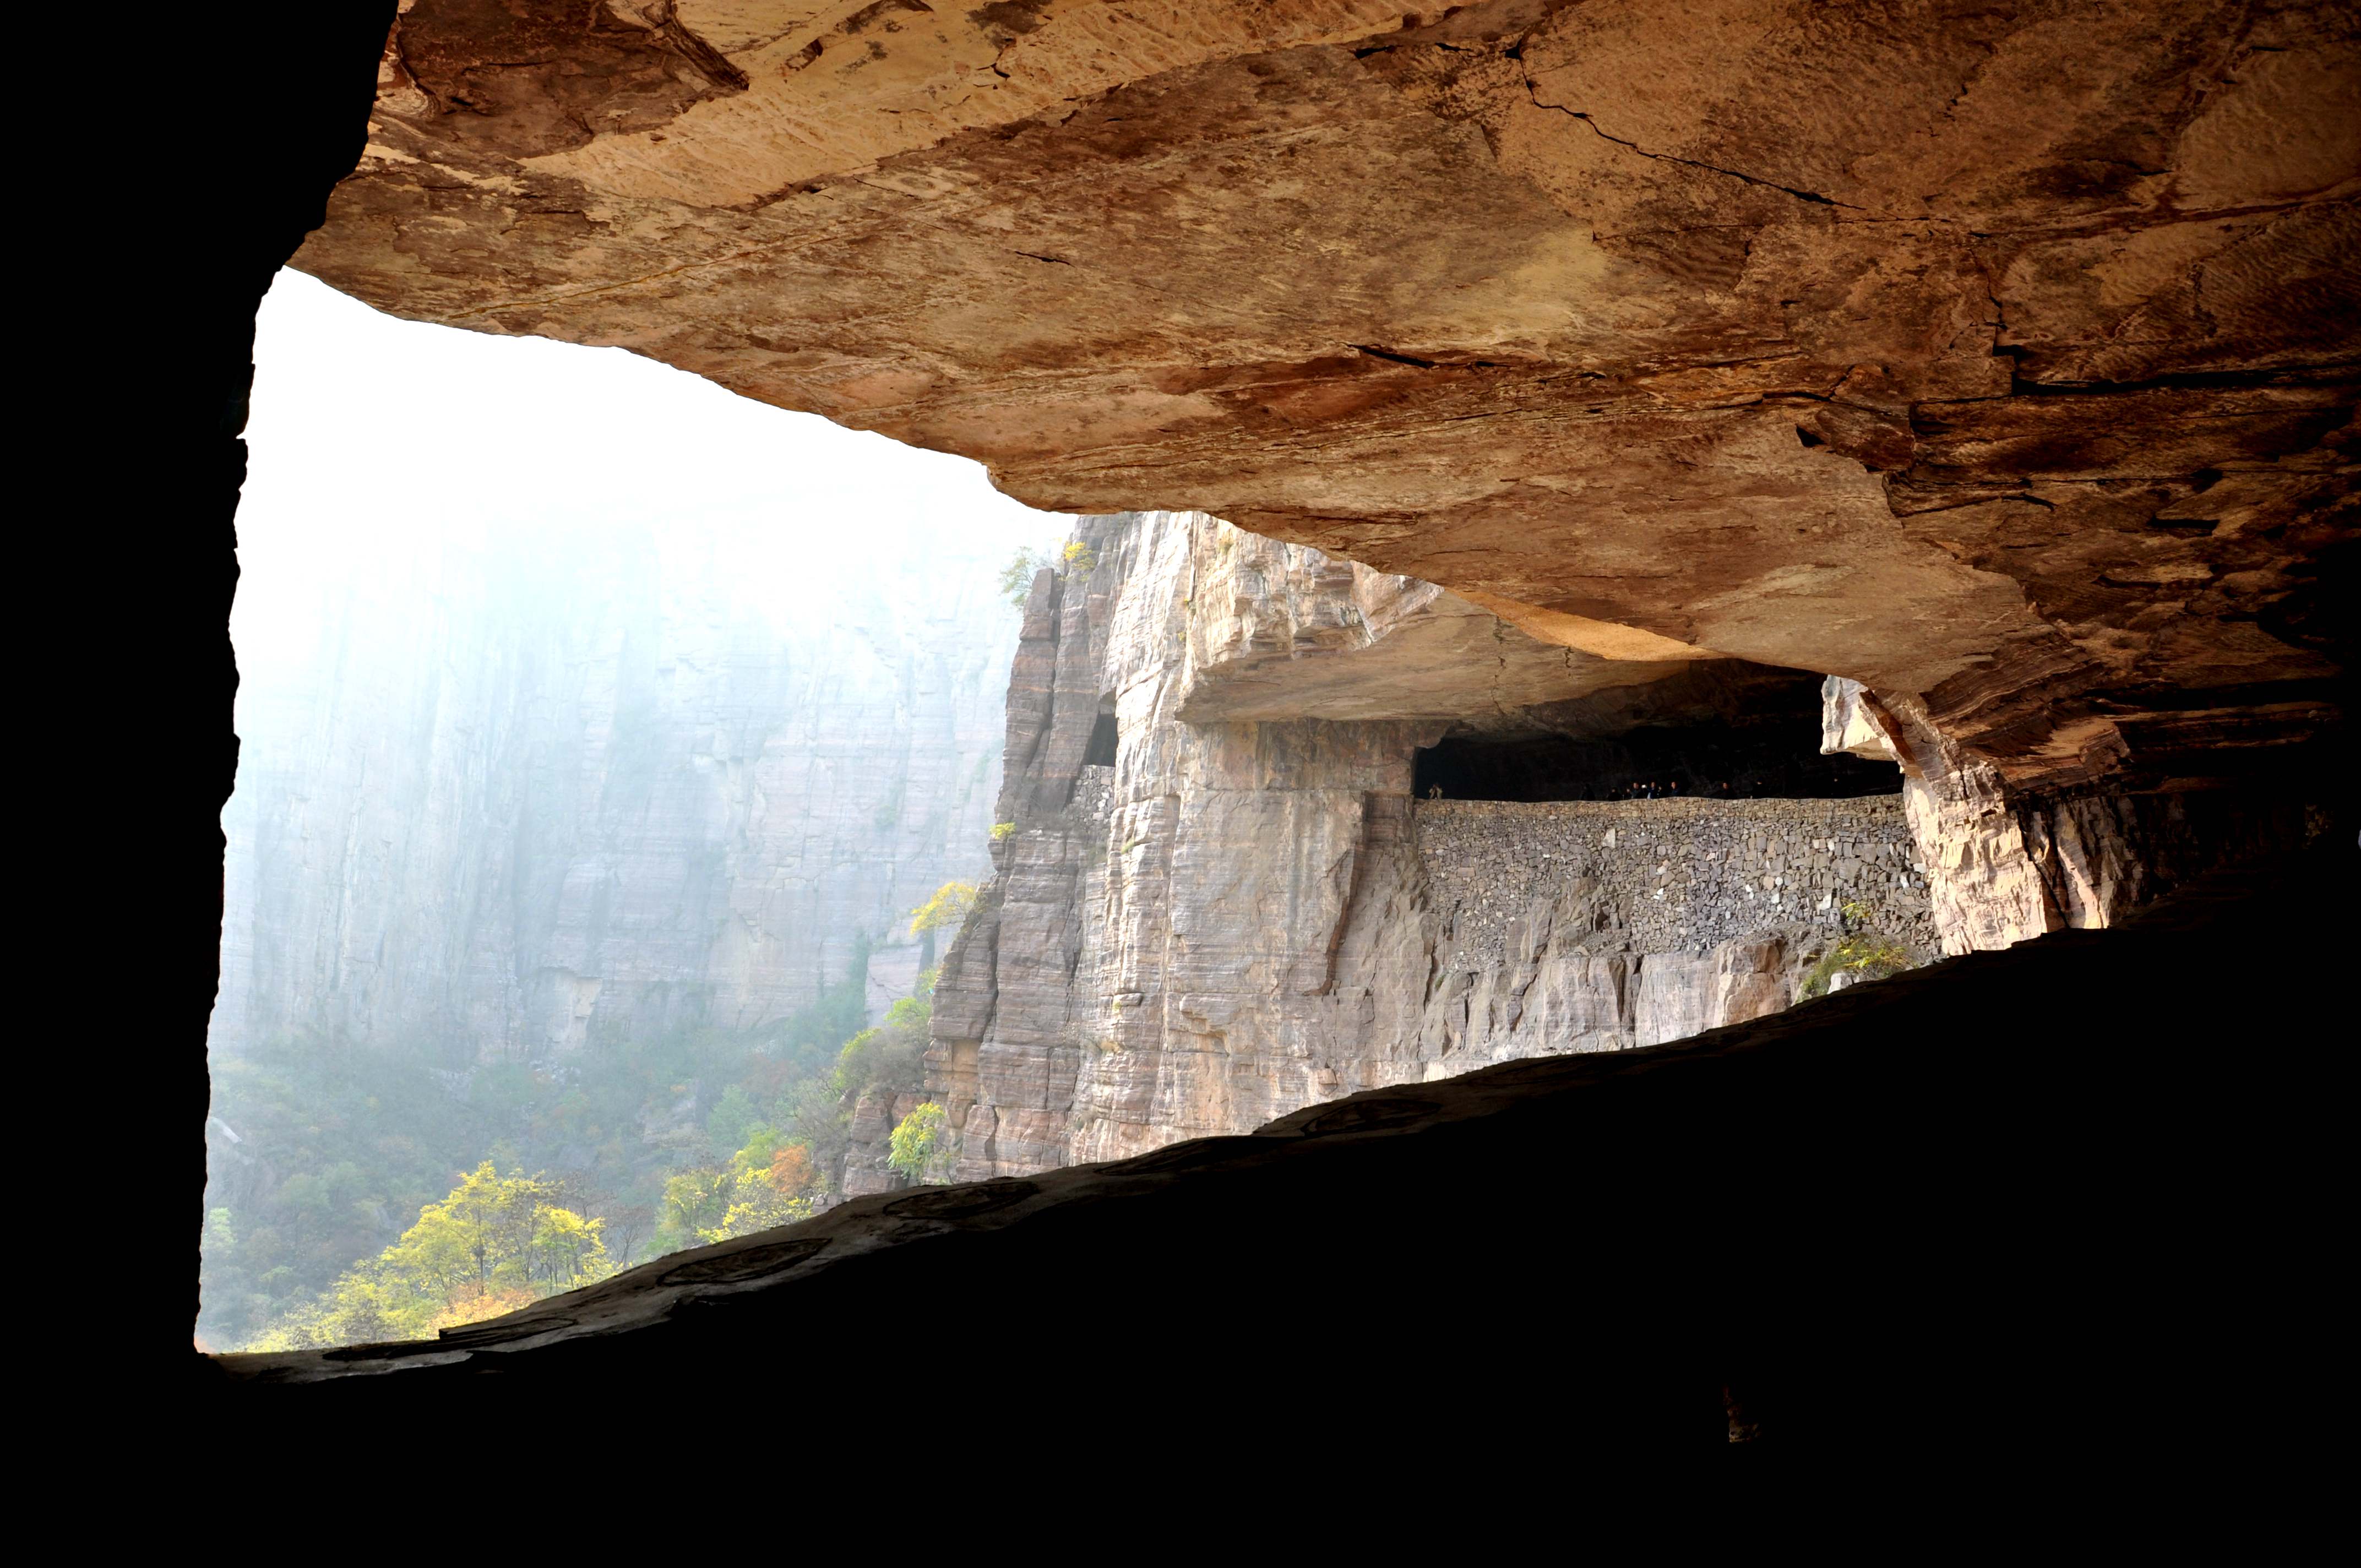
1427, 783, 1443, 799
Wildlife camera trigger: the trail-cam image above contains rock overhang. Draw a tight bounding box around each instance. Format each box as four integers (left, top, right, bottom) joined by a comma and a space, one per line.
304, 0, 2357, 790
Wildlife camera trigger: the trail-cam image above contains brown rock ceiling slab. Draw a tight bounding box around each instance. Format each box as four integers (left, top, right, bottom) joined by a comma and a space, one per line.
303, 0, 2358, 783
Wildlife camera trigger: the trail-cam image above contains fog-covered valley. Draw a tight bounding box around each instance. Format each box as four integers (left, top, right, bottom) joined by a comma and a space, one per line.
202, 273, 1065, 1349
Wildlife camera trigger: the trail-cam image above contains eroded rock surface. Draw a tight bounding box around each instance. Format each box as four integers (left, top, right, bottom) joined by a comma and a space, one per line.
1823, 674, 2325, 950
834, 511, 1935, 1191
302, 0, 2355, 796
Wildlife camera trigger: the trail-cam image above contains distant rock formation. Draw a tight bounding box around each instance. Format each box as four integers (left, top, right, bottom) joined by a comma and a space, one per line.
213, 518, 1019, 1065
841, 512, 1940, 1191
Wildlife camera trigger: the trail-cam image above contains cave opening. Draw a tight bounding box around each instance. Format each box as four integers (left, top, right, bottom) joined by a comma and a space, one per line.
1412, 673, 1901, 802
1082, 709, 1119, 767
194, 268, 1080, 1354
165, 4, 2354, 1440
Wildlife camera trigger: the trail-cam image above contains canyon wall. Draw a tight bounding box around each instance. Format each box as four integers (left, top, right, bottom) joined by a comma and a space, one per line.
1822, 676, 2330, 953
841, 512, 1938, 1191
214, 516, 1019, 1066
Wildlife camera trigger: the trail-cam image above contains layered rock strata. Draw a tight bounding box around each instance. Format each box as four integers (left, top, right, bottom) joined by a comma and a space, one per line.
841, 511, 1935, 1192
296, 0, 2357, 812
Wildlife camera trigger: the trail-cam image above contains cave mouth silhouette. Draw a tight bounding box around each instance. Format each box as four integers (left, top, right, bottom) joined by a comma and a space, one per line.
1413, 677, 1901, 803
1082, 710, 1119, 767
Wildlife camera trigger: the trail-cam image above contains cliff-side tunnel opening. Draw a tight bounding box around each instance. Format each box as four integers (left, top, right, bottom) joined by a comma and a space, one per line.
1082, 709, 1119, 767
1413, 672, 1900, 802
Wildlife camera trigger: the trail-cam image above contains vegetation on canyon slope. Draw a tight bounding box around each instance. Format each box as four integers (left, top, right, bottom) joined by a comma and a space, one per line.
997, 540, 1098, 608
205, 949, 939, 1351
1799, 901, 1913, 999
888, 1101, 954, 1185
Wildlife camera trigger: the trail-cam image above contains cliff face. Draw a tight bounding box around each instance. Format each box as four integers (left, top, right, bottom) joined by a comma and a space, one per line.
1821, 677, 2325, 953
842, 512, 1938, 1191
214, 516, 1019, 1065
293, 0, 2354, 817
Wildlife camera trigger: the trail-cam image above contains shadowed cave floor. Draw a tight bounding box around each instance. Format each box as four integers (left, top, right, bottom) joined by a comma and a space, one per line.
206, 844, 2349, 1446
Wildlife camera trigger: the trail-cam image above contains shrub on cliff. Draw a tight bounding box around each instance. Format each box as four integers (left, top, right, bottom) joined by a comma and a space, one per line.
888, 1102, 954, 1185
998, 540, 1097, 608
1000, 547, 1054, 608
1800, 902, 1912, 998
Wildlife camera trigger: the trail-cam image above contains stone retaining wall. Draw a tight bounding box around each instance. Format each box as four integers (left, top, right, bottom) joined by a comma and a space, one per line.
1415, 797, 1936, 966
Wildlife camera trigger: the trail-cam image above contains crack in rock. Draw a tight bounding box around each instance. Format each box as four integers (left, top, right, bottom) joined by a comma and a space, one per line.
1522, 68, 1857, 210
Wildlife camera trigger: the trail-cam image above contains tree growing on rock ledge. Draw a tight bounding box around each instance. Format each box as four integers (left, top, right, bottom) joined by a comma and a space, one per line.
910, 879, 977, 967
888, 1102, 954, 1185
997, 541, 1097, 609
909, 881, 977, 937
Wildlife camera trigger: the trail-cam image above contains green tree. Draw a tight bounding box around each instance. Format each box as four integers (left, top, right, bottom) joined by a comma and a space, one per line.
528, 1204, 612, 1290
656, 1167, 736, 1255
710, 1136, 819, 1242
888, 1102, 954, 1185
999, 547, 1056, 608
1000, 539, 1096, 609
705, 1084, 765, 1161
244, 1162, 611, 1350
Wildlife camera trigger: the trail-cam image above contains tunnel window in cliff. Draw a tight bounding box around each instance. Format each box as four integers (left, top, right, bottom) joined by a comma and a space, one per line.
1412, 668, 1901, 802
1083, 708, 1119, 767
200, 270, 1074, 1352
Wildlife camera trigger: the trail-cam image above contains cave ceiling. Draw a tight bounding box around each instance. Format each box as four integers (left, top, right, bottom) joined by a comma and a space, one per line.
300, 0, 2359, 787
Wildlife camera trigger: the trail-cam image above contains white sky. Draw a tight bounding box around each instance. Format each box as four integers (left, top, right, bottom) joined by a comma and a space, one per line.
235, 268, 1070, 670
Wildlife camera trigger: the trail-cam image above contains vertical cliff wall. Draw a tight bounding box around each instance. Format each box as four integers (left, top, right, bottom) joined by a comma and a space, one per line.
214, 514, 1022, 1066
842, 512, 1938, 1191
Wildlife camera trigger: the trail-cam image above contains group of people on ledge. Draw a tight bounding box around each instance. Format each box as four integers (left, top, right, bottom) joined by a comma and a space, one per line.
1609, 779, 1731, 801
1424, 779, 1738, 801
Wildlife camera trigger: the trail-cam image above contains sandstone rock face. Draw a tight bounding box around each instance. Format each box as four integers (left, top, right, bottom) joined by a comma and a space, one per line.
213, 518, 1017, 1064
840, 511, 1934, 1188
298, 0, 2354, 803
1820, 675, 2323, 952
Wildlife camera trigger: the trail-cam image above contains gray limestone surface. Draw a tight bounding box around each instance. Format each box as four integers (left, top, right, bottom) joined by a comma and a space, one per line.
1416, 798, 1933, 967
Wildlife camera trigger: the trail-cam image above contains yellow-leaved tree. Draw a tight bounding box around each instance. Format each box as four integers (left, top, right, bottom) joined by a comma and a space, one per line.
243, 1162, 613, 1350
909, 879, 978, 967
888, 1102, 955, 1185
908, 880, 977, 938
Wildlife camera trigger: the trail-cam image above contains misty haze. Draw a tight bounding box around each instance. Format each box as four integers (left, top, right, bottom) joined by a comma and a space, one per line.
203, 271, 1067, 1349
